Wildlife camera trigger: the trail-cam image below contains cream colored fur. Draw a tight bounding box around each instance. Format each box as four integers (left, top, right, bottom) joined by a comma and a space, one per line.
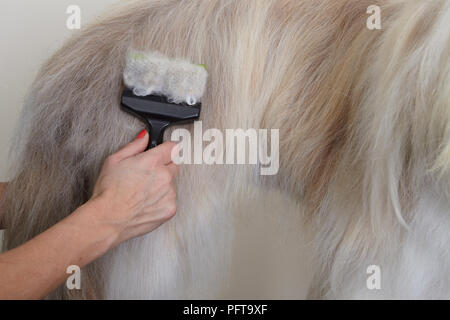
1, 0, 449, 299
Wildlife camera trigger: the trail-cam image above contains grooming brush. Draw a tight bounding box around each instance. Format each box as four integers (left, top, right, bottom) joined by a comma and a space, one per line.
121, 51, 208, 149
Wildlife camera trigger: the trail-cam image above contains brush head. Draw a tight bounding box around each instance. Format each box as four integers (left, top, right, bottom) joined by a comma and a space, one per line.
121, 88, 201, 123
121, 50, 207, 149
121, 88, 201, 149
123, 50, 208, 105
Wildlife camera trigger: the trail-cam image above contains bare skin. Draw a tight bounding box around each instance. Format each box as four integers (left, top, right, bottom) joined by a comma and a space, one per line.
0, 182, 6, 230
0, 130, 179, 299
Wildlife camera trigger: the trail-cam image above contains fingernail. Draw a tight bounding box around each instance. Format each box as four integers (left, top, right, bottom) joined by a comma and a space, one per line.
137, 130, 147, 139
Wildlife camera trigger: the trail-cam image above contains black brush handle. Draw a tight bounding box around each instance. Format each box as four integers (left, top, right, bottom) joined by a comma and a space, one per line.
146, 119, 170, 150
121, 89, 201, 150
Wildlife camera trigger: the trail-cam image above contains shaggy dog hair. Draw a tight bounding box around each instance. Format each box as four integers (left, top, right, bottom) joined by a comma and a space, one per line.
1, 0, 450, 299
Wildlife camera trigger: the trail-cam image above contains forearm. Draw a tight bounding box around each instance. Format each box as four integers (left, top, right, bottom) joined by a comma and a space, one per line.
0, 198, 117, 300
0, 182, 7, 229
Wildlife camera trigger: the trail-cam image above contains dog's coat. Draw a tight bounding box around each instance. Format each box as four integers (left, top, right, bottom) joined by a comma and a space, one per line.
2, 0, 450, 299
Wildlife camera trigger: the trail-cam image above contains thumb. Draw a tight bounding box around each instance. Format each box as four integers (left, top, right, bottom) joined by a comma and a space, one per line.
114, 129, 149, 161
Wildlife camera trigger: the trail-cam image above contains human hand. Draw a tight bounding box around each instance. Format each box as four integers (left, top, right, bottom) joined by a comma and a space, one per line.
0, 132, 179, 300
89, 130, 179, 247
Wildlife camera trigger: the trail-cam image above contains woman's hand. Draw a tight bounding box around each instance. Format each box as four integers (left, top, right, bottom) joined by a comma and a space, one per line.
0, 130, 180, 299
89, 130, 179, 247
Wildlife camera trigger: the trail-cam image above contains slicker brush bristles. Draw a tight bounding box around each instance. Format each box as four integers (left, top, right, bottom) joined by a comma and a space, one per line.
123, 50, 208, 106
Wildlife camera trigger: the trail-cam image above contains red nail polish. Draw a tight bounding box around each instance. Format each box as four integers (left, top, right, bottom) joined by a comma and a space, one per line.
137, 130, 147, 139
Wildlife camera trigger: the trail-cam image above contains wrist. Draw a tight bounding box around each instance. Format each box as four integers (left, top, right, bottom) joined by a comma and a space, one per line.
65, 197, 121, 263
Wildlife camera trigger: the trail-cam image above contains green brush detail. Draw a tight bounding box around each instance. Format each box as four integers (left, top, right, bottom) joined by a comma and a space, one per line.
130, 52, 147, 60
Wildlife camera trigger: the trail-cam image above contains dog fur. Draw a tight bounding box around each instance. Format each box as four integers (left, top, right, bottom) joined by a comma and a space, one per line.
1, 0, 450, 299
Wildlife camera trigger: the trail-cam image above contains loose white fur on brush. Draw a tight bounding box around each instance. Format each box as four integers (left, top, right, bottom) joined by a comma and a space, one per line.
123, 50, 208, 105
2, 0, 450, 299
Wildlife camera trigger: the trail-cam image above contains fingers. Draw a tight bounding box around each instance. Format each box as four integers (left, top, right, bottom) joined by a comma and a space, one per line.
142, 141, 179, 166
113, 130, 149, 162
